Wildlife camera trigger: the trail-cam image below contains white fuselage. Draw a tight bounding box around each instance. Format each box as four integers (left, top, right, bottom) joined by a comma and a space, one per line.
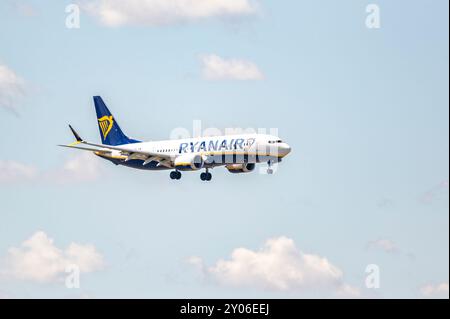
97, 133, 291, 171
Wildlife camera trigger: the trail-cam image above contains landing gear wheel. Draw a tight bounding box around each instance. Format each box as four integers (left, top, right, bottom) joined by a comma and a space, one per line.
170, 171, 182, 180
267, 160, 274, 174
200, 172, 212, 181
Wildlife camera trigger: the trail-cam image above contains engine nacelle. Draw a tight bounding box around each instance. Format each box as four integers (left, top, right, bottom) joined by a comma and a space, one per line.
226, 163, 256, 174
174, 153, 204, 170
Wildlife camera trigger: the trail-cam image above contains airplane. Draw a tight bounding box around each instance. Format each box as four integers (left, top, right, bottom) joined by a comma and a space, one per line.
59, 96, 291, 181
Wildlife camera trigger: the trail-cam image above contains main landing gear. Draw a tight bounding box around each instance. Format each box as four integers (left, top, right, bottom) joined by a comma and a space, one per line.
200, 169, 212, 181
170, 170, 182, 180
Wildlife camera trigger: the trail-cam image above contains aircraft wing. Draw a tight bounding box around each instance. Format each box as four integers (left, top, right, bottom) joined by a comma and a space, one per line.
80, 141, 171, 159
59, 125, 174, 163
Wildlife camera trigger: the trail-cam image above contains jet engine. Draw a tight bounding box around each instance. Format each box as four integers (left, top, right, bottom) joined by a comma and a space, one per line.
174, 154, 204, 170
226, 163, 256, 173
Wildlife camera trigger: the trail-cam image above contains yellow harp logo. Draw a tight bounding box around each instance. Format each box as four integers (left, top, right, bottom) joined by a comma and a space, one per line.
98, 115, 114, 140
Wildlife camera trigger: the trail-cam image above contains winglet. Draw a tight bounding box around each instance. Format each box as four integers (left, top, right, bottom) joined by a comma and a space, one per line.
68, 124, 84, 146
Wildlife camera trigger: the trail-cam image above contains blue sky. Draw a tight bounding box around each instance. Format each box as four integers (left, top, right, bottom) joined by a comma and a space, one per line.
0, 0, 448, 298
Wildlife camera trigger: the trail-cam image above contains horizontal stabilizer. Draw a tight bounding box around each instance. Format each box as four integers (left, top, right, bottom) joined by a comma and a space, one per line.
58, 144, 111, 153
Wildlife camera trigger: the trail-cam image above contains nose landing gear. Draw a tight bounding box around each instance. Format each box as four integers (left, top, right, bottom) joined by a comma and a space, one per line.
267, 160, 274, 175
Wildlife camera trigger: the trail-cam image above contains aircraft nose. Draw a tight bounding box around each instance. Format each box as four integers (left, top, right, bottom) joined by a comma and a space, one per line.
279, 143, 291, 157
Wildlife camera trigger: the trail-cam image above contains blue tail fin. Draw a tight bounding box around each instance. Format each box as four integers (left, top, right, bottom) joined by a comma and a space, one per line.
93, 96, 139, 145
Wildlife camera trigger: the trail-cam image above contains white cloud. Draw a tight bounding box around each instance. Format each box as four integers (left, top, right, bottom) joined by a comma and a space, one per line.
188, 236, 359, 296
0, 153, 103, 185
13, 1, 38, 17
2, 231, 104, 283
201, 54, 264, 81
336, 283, 362, 298
366, 239, 399, 254
47, 152, 103, 183
83, 0, 259, 27
421, 282, 449, 298
419, 180, 449, 204
0, 64, 25, 113
0, 160, 37, 183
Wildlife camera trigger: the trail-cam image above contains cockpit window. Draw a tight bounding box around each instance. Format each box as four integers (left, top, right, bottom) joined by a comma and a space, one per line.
268, 140, 283, 144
